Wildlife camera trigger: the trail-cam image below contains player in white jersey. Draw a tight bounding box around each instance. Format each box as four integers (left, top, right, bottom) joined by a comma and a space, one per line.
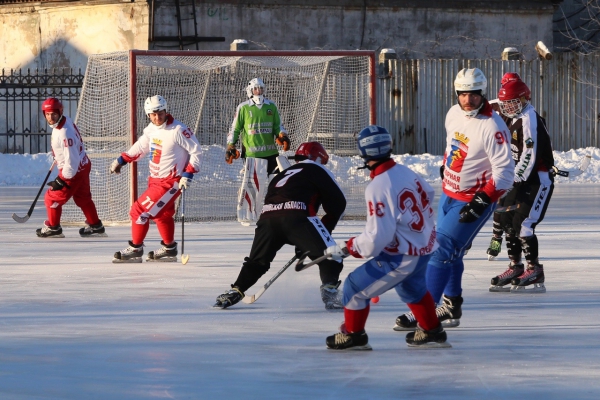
394, 68, 514, 331
324, 125, 450, 350
109, 95, 202, 263
36, 97, 106, 239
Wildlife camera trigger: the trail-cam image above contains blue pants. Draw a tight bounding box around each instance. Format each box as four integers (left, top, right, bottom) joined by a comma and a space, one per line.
426, 192, 495, 303
343, 252, 432, 310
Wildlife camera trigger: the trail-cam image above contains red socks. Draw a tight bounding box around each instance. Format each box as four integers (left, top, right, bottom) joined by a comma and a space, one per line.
344, 305, 370, 333
407, 292, 440, 331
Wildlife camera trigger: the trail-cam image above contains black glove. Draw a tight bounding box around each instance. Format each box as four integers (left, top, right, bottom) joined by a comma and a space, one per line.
47, 176, 69, 191
439, 165, 445, 180
459, 192, 491, 223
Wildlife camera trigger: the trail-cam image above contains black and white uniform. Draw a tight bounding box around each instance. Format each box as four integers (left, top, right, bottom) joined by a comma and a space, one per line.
232, 159, 347, 292
498, 103, 554, 263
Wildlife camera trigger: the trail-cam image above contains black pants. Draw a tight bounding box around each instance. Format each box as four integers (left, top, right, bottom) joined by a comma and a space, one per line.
233, 213, 343, 292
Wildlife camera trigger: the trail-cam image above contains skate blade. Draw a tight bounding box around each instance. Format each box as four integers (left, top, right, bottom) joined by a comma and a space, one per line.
240, 221, 256, 227
489, 285, 511, 292
80, 233, 108, 238
146, 256, 177, 262
37, 234, 65, 239
487, 254, 497, 261
441, 319, 460, 328
327, 344, 373, 351
213, 301, 231, 309
510, 283, 546, 293
407, 341, 452, 349
112, 257, 142, 264
393, 325, 417, 332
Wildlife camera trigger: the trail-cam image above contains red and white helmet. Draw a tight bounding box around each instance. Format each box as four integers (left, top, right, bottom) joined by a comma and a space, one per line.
41, 97, 63, 116
500, 72, 522, 86
498, 79, 531, 118
294, 141, 329, 165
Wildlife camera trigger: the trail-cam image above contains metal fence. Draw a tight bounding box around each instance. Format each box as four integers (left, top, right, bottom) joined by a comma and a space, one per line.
2, 54, 600, 155
0, 68, 84, 154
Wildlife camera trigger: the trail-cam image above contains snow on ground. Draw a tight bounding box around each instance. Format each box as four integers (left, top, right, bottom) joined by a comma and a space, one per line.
1, 149, 600, 399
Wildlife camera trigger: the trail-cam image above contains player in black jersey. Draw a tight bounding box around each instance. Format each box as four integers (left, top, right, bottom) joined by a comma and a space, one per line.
488, 73, 554, 293
214, 141, 347, 309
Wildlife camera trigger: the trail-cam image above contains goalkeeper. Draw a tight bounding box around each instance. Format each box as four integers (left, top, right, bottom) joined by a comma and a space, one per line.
225, 78, 291, 226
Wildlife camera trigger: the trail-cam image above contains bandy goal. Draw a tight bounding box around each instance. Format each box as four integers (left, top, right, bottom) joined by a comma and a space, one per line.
63, 50, 376, 224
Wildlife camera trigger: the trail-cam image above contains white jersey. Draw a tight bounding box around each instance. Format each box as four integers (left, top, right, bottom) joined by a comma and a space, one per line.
442, 101, 514, 202
122, 115, 201, 179
350, 161, 438, 258
51, 115, 90, 180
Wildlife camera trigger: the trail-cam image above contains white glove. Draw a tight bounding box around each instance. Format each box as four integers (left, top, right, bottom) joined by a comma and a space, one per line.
325, 244, 349, 261
179, 173, 193, 190
110, 158, 124, 174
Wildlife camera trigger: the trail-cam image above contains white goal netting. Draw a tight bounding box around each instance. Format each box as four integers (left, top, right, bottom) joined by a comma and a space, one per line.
63, 50, 375, 224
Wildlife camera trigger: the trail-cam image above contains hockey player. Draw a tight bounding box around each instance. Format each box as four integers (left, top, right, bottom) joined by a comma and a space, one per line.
110, 95, 201, 263
225, 78, 291, 226
324, 125, 450, 350
214, 141, 347, 310
394, 68, 514, 330
36, 97, 106, 238
489, 76, 554, 293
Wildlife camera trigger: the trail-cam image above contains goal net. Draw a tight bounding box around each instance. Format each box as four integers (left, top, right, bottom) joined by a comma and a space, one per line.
63, 50, 376, 225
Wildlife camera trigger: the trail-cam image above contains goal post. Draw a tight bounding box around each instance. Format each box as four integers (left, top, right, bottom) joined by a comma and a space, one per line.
64, 50, 376, 225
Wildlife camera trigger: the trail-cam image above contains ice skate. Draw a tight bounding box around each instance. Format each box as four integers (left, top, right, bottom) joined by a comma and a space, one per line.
320, 280, 344, 310
213, 287, 244, 309
394, 294, 462, 331
147, 241, 178, 262
489, 262, 524, 292
112, 241, 144, 263
326, 330, 372, 351
406, 325, 451, 348
486, 236, 503, 261
79, 221, 107, 237
36, 222, 64, 238
510, 263, 546, 293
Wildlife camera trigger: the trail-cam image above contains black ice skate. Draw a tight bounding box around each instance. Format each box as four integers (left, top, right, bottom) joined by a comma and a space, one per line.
320, 280, 344, 310
112, 241, 144, 263
489, 262, 524, 292
405, 325, 452, 348
486, 236, 503, 261
326, 330, 372, 351
79, 221, 108, 238
510, 263, 546, 293
147, 241, 178, 262
394, 294, 463, 331
36, 223, 64, 238
213, 287, 244, 309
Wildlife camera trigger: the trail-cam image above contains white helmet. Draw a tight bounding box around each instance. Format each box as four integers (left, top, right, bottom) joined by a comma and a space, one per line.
454, 68, 487, 96
246, 78, 266, 105
144, 95, 168, 115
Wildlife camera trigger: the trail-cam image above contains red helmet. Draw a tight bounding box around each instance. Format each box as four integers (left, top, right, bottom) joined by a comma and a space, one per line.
498, 79, 531, 101
294, 141, 329, 165
41, 97, 63, 115
500, 72, 522, 86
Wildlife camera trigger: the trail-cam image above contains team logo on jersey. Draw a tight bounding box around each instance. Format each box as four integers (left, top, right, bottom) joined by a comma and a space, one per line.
446, 132, 469, 172
267, 109, 273, 115
150, 142, 162, 164
525, 138, 534, 148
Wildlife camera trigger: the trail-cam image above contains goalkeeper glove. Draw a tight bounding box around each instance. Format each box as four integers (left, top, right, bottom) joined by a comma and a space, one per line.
225, 144, 240, 164
275, 133, 291, 151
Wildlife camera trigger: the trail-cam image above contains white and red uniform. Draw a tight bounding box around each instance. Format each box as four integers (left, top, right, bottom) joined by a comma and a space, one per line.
442, 102, 514, 202
121, 115, 201, 245
44, 115, 100, 226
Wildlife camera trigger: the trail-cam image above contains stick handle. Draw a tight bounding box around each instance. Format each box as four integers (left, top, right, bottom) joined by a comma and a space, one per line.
28, 160, 57, 216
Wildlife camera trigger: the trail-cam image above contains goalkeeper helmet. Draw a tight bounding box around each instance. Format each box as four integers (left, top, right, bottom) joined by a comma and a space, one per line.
294, 141, 329, 165
144, 95, 168, 116
246, 78, 266, 105
498, 79, 531, 118
41, 97, 63, 116
357, 125, 392, 162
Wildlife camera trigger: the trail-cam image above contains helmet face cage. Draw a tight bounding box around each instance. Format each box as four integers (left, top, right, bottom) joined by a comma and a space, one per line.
357, 125, 392, 161
246, 78, 266, 99
144, 95, 168, 115
41, 97, 63, 115
295, 141, 329, 165
498, 80, 531, 118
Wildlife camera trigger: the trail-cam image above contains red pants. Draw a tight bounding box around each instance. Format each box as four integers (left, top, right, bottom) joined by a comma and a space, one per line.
130, 177, 181, 245
44, 161, 100, 226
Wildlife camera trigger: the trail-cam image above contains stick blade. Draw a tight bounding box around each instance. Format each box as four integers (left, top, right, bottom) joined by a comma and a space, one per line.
181, 254, 190, 265
12, 213, 30, 223
241, 294, 256, 304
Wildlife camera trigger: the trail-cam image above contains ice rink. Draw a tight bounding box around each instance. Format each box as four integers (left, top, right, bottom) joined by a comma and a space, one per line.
2, 184, 600, 399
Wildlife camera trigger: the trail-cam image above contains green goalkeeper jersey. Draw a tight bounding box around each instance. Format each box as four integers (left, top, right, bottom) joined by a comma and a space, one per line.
227, 99, 288, 158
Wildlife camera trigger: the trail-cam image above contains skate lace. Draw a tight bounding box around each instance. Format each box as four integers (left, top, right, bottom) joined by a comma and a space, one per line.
402, 311, 417, 323
121, 245, 142, 254
519, 266, 541, 279
435, 304, 451, 319
413, 329, 428, 342
333, 332, 351, 345
498, 265, 522, 280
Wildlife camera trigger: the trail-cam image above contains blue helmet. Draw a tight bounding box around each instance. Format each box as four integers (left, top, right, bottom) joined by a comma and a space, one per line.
357, 125, 393, 161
